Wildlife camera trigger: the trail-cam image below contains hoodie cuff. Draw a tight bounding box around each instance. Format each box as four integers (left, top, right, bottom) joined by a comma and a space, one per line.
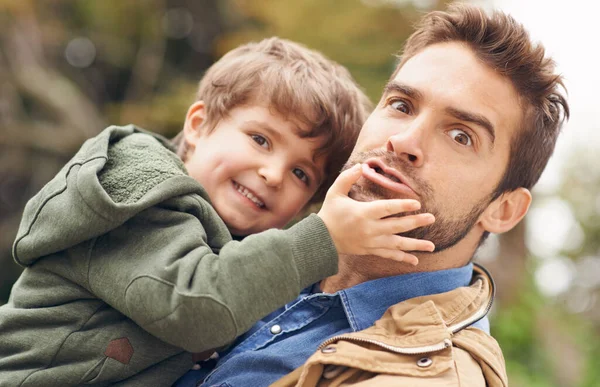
288, 214, 339, 288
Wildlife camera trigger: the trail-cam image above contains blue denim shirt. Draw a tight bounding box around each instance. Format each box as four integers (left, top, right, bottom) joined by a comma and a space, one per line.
174, 263, 488, 387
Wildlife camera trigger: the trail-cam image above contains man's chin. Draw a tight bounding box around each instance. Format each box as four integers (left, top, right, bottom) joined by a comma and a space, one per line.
349, 183, 410, 202
348, 186, 378, 202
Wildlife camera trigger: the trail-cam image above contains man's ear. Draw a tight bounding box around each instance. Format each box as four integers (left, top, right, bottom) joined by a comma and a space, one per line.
183, 101, 207, 150
479, 188, 532, 234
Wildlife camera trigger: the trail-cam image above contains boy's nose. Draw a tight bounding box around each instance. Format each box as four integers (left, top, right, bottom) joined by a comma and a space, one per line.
258, 165, 284, 188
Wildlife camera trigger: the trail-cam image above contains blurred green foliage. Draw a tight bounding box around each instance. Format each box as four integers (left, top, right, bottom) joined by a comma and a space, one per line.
217, 0, 418, 101
492, 280, 558, 386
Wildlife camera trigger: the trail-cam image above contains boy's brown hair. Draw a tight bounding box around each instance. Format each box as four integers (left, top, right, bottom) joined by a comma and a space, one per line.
174, 37, 372, 202
394, 3, 569, 199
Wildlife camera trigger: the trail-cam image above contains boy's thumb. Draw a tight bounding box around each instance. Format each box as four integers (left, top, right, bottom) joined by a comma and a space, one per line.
330, 163, 362, 196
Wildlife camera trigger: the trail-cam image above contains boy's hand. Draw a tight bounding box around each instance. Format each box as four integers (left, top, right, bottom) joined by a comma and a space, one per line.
317, 163, 435, 266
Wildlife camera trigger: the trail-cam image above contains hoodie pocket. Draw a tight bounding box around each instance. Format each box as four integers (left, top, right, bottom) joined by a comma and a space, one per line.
80, 357, 108, 384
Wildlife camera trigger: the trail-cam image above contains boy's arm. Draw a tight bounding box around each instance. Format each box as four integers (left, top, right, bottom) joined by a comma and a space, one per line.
87, 195, 337, 353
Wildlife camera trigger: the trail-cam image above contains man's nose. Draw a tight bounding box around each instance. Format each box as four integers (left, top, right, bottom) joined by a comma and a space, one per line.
385, 121, 426, 167
258, 164, 284, 188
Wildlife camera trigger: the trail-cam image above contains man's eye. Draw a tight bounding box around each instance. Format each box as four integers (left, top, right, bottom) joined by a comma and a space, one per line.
251, 134, 269, 148
293, 168, 309, 185
390, 100, 411, 114
448, 129, 473, 146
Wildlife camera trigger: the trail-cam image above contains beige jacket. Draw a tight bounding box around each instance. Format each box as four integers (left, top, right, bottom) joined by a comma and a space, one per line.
272, 264, 507, 387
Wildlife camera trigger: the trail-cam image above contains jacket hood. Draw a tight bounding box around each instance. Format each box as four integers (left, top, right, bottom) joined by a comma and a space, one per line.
13, 125, 204, 266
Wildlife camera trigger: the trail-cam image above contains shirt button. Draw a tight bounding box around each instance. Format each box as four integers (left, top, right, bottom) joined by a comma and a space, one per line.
270, 324, 282, 334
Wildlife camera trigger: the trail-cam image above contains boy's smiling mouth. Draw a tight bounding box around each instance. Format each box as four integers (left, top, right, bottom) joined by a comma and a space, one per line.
232, 181, 266, 209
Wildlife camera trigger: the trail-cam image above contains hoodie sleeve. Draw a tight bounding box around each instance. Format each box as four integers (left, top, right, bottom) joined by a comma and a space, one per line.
86, 193, 338, 353
14, 126, 338, 353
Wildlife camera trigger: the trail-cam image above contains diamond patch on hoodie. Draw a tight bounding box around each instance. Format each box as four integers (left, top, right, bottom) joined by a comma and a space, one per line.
105, 337, 134, 364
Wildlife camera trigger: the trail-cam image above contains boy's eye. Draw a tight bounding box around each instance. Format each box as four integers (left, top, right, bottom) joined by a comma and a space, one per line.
251, 134, 269, 148
293, 168, 309, 185
390, 99, 411, 114
448, 129, 473, 147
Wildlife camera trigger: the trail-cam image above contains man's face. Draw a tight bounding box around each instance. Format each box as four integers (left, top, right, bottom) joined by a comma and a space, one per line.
348, 42, 522, 252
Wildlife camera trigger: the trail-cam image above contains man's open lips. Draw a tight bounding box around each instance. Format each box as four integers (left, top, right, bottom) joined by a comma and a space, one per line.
361, 160, 417, 197
232, 181, 266, 209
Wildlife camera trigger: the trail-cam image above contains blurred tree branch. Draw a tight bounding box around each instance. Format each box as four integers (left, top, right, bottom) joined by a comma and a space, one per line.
488, 221, 528, 305
2, 12, 106, 148
120, 1, 167, 123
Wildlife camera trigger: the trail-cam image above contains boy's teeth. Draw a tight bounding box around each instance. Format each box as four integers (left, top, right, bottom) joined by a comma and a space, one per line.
235, 183, 265, 208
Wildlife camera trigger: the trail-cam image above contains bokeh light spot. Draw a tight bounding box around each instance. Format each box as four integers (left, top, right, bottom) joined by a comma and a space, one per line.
534, 256, 575, 297
526, 198, 580, 258
65, 37, 96, 68
162, 8, 194, 39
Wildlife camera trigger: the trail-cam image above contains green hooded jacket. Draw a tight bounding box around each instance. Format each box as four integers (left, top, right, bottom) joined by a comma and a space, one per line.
0, 125, 338, 386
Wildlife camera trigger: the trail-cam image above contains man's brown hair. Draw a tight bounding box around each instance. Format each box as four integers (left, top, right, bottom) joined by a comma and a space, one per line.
394, 3, 569, 198
174, 37, 372, 202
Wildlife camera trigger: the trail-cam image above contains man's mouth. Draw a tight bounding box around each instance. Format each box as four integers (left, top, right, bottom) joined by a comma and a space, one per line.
372, 166, 401, 183
233, 181, 266, 209
361, 159, 416, 196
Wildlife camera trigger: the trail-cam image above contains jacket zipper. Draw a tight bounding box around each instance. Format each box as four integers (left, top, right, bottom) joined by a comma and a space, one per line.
447, 268, 496, 333
318, 336, 452, 355
447, 285, 494, 333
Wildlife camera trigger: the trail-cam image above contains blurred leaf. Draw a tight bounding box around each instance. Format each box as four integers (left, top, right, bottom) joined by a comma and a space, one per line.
217, 0, 421, 101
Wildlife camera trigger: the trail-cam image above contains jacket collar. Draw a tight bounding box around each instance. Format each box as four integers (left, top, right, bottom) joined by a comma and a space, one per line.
341, 263, 495, 348
305, 264, 505, 387
332, 263, 476, 332
277, 265, 505, 387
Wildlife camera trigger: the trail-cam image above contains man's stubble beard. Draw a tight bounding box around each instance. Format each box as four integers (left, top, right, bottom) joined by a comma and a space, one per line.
344, 150, 491, 253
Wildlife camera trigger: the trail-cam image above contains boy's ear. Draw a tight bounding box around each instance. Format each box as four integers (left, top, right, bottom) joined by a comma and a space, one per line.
183, 101, 207, 149
478, 188, 532, 234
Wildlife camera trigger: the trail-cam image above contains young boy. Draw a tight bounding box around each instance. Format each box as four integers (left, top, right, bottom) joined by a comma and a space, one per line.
0, 38, 435, 386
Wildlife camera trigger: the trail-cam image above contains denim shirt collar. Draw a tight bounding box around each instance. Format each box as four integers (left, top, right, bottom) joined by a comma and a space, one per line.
328, 263, 474, 332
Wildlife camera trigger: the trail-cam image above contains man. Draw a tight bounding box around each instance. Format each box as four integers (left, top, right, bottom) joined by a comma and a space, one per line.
175, 4, 569, 387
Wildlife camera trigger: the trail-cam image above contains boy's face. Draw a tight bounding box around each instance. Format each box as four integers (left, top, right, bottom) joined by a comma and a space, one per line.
183, 102, 326, 236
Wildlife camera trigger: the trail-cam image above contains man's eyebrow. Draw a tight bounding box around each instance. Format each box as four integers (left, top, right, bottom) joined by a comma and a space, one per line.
382, 81, 424, 101
446, 107, 496, 146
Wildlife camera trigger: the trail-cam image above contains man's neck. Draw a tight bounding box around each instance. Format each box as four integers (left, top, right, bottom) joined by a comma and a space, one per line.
320, 235, 478, 294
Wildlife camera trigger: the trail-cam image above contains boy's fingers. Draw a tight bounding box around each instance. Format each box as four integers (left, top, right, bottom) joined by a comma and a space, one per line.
329, 163, 362, 196
366, 198, 421, 219
371, 249, 419, 266
378, 235, 435, 253
379, 213, 435, 234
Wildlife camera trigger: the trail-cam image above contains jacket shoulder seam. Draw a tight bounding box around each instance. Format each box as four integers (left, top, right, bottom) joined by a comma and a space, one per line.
13, 156, 108, 266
